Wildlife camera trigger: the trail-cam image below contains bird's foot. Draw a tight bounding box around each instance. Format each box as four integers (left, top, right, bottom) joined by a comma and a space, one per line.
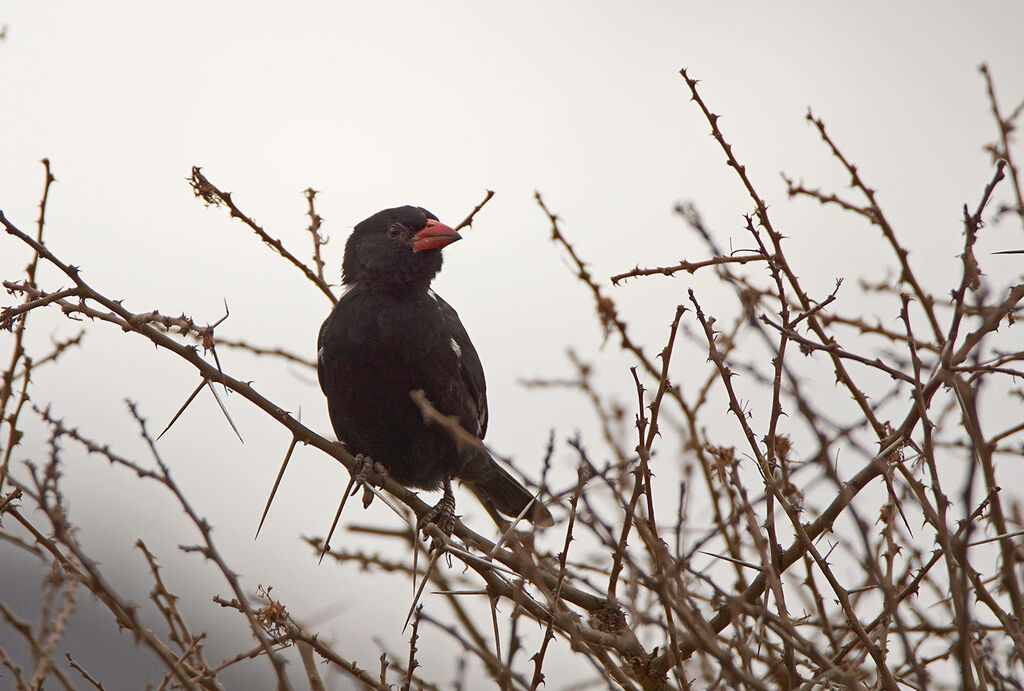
353, 454, 389, 509
417, 479, 457, 552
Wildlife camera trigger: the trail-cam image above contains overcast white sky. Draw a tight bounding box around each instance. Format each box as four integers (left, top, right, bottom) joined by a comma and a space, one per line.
2, 2, 1023, 687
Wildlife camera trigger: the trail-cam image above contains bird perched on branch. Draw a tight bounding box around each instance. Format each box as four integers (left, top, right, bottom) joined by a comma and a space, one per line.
317, 206, 553, 529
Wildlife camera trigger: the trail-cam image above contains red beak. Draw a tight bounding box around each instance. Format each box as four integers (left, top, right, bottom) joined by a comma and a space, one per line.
412, 219, 461, 252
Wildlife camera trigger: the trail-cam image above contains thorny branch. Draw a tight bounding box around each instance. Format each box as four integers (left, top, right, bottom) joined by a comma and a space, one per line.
3, 64, 1024, 690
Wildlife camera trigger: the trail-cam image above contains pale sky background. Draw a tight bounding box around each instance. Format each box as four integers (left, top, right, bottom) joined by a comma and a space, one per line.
2, 2, 1023, 688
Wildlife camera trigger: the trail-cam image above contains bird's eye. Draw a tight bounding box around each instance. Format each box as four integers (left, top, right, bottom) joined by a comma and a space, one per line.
386, 225, 403, 240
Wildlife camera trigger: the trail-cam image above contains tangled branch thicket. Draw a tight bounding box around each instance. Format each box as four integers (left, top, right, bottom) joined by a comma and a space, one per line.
3, 67, 1024, 690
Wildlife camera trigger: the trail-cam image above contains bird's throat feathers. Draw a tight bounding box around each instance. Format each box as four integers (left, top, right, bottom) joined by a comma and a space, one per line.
342, 247, 444, 293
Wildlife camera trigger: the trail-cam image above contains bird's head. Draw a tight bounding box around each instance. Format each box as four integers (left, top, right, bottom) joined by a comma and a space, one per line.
341, 206, 461, 290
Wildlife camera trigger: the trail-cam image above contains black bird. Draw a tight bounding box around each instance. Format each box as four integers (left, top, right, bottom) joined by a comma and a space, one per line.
317, 206, 553, 527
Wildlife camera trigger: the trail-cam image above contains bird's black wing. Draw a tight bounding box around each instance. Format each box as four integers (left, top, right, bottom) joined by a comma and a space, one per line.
316, 291, 350, 398
434, 293, 488, 438
316, 317, 330, 395
316, 285, 372, 448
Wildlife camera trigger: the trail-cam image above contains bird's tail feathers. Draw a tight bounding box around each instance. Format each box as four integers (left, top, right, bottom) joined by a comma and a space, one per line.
462, 457, 554, 527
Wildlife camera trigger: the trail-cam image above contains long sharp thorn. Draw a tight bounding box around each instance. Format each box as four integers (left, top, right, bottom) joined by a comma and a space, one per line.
412, 516, 422, 598
697, 550, 765, 571
211, 344, 228, 396
445, 546, 520, 577
207, 377, 244, 443
256, 436, 298, 539
404, 548, 441, 632
489, 593, 501, 661
319, 471, 360, 564
209, 298, 231, 396
359, 483, 410, 521
156, 379, 206, 441
489, 491, 544, 558
213, 298, 230, 327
